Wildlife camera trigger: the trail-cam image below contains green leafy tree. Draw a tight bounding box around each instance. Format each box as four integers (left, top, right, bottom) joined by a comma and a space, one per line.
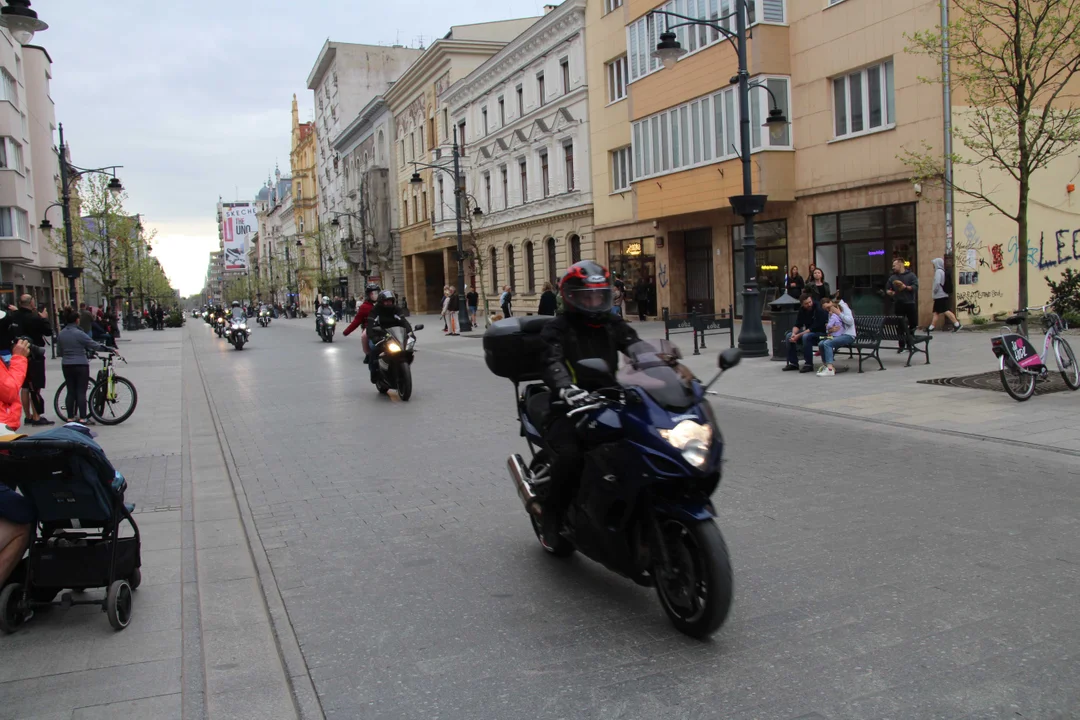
902, 0, 1080, 309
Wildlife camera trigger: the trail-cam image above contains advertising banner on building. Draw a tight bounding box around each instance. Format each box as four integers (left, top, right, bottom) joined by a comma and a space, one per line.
222, 203, 257, 272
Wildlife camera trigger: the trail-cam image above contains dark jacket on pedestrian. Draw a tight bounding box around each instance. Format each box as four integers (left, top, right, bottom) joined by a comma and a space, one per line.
887, 270, 919, 305
538, 290, 557, 316
465, 291, 478, 308
806, 281, 831, 304
447, 292, 460, 313
57, 324, 107, 366
5, 307, 50, 347
795, 302, 829, 334
79, 309, 94, 334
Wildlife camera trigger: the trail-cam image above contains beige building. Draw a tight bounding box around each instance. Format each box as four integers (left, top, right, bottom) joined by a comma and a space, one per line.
384, 17, 541, 314
438, 0, 592, 318
590, 0, 947, 323
0, 35, 63, 311
289, 95, 318, 309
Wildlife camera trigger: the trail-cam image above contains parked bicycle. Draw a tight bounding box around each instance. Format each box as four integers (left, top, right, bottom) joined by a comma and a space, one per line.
991, 301, 1080, 401
52, 352, 138, 424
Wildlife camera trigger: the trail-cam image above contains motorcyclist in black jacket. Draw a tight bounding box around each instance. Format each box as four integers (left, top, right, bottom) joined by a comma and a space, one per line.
537, 260, 640, 544
365, 290, 414, 382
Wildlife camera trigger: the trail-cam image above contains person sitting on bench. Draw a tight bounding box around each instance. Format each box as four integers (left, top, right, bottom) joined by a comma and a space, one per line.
817, 298, 856, 377
782, 293, 828, 374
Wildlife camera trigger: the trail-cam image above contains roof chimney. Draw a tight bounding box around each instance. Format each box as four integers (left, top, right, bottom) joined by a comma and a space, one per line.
543, 4, 557, 13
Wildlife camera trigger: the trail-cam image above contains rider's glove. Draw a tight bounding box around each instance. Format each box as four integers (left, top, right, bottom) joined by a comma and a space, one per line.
559, 385, 590, 407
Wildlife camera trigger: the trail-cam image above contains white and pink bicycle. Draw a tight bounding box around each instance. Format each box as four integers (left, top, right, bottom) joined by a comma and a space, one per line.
991, 301, 1080, 401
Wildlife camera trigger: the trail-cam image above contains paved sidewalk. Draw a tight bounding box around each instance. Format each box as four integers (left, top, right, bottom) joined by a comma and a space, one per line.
1, 326, 312, 720
397, 313, 1080, 453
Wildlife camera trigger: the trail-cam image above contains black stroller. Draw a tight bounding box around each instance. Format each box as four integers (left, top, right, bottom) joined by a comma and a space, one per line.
0, 426, 141, 632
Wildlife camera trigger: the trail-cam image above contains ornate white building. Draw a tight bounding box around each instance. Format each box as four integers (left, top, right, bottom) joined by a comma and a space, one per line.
436, 0, 592, 316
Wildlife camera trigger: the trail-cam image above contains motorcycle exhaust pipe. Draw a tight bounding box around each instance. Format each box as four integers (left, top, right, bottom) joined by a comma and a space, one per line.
508, 454, 541, 516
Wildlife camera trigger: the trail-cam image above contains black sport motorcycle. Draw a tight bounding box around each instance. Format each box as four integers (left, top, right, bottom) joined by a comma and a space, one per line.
371, 324, 424, 401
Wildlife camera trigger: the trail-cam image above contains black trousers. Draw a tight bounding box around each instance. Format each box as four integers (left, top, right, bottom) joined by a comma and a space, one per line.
543, 410, 584, 515
895, 302, 917, 348
62, 364, 91, 420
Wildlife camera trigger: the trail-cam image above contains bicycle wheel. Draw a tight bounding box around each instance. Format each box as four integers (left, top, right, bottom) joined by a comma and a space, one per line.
1000, 359, 1036, 401
52, 381, 67, 420
89, 376, 138, 425
1054, 336, 1080, 390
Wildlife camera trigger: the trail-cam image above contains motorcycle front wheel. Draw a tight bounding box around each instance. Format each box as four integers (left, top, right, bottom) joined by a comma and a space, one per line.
397, 364, 413, 401
653, 519, 733, 639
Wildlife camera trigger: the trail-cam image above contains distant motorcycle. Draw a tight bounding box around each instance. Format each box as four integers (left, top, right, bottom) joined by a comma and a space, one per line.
257, 309, 272, 328
215, 315, 227, 338
225, 316, 249, 350
317, 313, 336, 343
371, 324, 424, 401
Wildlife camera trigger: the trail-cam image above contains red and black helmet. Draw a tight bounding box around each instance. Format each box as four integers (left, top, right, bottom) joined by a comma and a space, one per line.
560, 260, 613, 322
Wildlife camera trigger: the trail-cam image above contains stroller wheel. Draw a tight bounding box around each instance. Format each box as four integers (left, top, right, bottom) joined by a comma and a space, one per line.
0, 583, 30, 634
106, 580, 132, 631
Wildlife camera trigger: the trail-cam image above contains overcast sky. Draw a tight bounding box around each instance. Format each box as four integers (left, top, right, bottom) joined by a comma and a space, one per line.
42, 0, 546, 295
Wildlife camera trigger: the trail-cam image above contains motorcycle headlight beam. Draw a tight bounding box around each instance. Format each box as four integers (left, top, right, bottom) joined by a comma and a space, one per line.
385, 341, 402, 354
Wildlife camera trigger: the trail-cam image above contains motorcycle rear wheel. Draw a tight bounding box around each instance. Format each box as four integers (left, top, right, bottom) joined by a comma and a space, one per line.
529, 515, 575, 557
654, 519, 732, 639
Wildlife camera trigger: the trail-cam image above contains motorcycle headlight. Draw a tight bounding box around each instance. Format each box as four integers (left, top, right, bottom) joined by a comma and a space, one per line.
326, 317, 336, 325
386, 340, 402, 354
659, 420, 712, 467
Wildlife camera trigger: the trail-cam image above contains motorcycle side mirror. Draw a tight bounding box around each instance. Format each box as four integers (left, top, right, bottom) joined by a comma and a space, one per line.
413, 324, 425, 331
576, 358, 613, 376
718, 348, 742, 371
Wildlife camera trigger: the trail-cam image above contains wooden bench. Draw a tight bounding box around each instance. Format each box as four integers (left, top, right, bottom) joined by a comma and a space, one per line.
841, 315, 931, 372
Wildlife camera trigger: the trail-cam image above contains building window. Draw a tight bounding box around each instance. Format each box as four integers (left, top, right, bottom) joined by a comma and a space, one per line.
540, 151, 550, 198
525, 241, 535, 293
604, 0, 623, 13
519, 159, 528, 203
507, 245, 516, 290
0, 138, 23, 172
457, 120, 467, 153
490, 246, 498, 289
0, 207, 29, 239
421, 188, 428, 222
564, 144, 575, 191
516, 85, 524, 117
410, 132, 416, 160
299, 217, 305, 233
569, 234, 581, 264
500, 166, 509, 209
1, 70, 16, 105
607, 56, 628, 103
611, 147, 632, 192
442, 108, 449, 140
560, 59, 571, 95
812, 204, 917, 317
482, 107, 489, 136
498, 97, 505, 126
546, 237, 558, 284
437, 177, 445, 220
732, 220, 788, 317
631, 77, 791, 181
537, 73, 546, 107
403, 194, 409, 225
833, 59, 895, 139
484, 172, 492, 211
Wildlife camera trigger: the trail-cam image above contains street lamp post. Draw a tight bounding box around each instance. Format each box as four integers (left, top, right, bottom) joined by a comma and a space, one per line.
410, 126, 483, 332
37, 123, 123, 309
651, 5, 788, 357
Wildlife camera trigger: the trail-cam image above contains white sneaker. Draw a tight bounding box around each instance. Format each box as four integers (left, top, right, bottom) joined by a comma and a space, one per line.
818, 366, 835, 377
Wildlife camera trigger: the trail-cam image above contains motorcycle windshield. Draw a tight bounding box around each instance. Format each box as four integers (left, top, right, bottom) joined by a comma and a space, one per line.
617, 340, 696, 411
388, 326, 408, 345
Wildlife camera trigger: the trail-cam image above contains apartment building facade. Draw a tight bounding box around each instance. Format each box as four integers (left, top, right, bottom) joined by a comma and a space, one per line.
385, 18, 540, 313
437, 0, 592, 317
589, 0, 946, 323
0, 34, 62, 311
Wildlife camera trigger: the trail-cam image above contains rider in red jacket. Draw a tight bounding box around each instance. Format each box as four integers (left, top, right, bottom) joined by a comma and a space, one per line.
343, 282, 381, 338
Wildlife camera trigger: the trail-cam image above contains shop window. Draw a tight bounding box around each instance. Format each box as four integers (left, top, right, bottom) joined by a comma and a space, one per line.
607, 237, 657, 317
732, 220, 788, 317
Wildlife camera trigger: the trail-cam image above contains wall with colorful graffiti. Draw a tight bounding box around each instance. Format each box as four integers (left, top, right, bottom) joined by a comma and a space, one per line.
953, 150, 1080, 317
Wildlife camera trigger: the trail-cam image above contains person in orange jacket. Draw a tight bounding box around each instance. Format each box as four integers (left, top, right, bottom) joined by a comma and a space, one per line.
1, 338, 30, 433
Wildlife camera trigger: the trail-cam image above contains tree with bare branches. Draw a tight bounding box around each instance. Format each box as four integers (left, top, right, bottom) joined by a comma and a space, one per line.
903, 0, 1080, 308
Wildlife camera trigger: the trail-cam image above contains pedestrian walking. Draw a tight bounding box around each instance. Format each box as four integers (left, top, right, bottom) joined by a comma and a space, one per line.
886, 257, 919, 351
78, 303, 94, 334
500, 285, 513, 318
466, 287, 479, 328
446, 287, 460, 335
634, 280, 649, 321
56, 308, 110, 424
929, 258, 961, 332
441, 286, 451, 333
538, 282, 557, 316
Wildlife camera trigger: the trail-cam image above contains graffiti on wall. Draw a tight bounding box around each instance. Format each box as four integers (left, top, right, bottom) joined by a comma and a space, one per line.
658, 263, 668, 288
958, 217, 1080, 287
